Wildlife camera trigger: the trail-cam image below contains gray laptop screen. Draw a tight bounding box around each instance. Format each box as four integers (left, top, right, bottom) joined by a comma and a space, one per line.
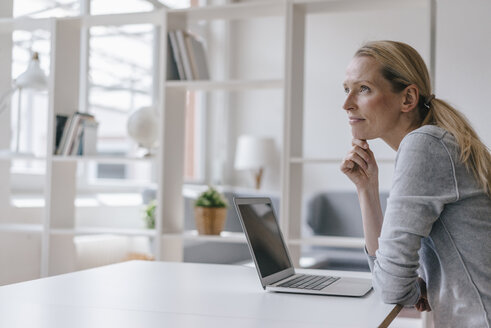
237, 202, 291, 277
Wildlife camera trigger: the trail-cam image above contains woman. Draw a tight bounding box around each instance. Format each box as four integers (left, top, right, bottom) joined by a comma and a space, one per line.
340, 40, 491, 327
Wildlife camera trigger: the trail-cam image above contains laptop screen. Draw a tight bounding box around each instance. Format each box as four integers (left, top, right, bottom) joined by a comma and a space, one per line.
237, 201, 292, 278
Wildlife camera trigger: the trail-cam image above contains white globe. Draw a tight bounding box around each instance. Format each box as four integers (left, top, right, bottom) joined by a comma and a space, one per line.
127, 106, 159, 150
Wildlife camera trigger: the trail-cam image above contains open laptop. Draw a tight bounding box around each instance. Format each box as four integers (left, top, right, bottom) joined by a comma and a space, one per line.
234, 197, 372, 297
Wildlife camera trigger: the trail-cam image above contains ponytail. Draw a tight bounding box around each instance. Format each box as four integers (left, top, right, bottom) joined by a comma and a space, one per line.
422, 98, 491, 196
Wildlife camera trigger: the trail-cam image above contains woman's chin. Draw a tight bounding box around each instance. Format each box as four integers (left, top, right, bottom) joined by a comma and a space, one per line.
351, 129, 367, 140
351, 130, 375, 141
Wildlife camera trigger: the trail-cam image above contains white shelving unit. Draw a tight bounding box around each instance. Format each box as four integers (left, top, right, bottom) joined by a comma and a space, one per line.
281, 0, 434, 265
0, 8, 168, 278
0, 0, 435, 280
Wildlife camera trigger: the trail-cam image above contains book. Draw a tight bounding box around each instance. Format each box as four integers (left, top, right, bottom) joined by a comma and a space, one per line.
168, 31, 186, 80
185, 33, 210, 80
175, 29, 193, 80
166, 33, 181, 80
54, 114, 68, 154
56, 115, 73, 155
79, 119, 99, 155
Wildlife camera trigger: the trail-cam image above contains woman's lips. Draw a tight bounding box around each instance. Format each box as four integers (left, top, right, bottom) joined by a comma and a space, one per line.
349, 117, 365, 124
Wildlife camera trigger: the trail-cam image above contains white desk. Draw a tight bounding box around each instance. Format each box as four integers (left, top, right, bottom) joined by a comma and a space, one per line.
0, 261, 400, 327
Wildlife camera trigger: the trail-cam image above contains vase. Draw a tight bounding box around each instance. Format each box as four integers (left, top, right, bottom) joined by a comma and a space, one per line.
194, 207, 227, 235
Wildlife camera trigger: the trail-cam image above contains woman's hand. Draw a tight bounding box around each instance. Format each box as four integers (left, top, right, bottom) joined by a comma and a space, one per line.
415, 278, 431, 312
340, 139, 379, 191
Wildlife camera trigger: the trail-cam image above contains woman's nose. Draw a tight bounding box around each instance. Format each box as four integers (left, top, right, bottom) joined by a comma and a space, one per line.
343, 93, 355, 111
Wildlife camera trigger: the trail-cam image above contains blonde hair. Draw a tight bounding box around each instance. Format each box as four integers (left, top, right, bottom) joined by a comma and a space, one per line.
355, 40, 491, 196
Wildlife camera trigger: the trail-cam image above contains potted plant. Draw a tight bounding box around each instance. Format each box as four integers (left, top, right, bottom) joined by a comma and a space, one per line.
143, 200, 156, 229
194, 186, 228, 235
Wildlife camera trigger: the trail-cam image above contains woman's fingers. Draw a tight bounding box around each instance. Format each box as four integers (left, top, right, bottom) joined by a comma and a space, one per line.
343, 151, 368, 170
340, 157, 368, 179
352, 138, 369, 149
415, 298, 432, 312
352, 145, 371, 164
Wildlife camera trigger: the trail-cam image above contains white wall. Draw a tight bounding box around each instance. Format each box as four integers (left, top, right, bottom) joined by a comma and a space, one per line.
227, 15, 285, 190
226, 0, 491, 198
435, 0, 491, 144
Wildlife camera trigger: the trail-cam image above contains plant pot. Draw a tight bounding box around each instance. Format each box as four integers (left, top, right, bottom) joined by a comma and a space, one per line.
194, 207, 227, 235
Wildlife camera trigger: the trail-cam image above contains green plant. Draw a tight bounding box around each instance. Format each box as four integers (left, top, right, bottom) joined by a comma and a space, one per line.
143, 200, 156, 229
195, 186, 228, 208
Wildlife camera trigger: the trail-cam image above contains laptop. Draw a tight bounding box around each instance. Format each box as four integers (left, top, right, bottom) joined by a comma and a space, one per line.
234, 197, 372, 297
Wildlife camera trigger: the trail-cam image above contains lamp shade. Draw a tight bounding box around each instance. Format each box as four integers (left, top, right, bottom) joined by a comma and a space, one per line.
15, 52, 48, 90
234, 135, 275, 170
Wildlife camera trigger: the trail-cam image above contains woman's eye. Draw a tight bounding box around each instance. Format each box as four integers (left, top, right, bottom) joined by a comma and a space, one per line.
344, 87, 350, 94
360, 85, 370, 92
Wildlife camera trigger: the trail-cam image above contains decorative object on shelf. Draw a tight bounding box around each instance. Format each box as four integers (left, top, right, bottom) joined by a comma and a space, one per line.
143, 200, 156, 229
194, 186, 228, 235
0, 51, 48, 155
234, 135, 275, 189
55, 112, 98, 156
127, 106, 158, 156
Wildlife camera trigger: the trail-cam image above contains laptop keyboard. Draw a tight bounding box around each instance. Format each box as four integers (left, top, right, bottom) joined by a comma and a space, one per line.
278, 274, 340, 291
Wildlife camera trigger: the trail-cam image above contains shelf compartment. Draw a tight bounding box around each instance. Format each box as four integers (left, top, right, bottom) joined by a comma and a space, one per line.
163, 230, 247, 244
166, 79, 284, 91
288, 236, 365, 248
50, 227, 156, 237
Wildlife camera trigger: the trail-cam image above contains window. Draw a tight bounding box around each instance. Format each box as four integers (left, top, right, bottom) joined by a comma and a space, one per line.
9, 0, 205, 192
14, 0, 79, 18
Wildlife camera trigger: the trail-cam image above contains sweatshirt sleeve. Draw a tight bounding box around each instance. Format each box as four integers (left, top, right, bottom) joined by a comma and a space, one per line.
370, 131, 458, 305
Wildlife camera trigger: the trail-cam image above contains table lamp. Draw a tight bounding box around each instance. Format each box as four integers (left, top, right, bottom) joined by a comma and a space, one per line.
234, 135, 275, 189
0, 51, 48, 154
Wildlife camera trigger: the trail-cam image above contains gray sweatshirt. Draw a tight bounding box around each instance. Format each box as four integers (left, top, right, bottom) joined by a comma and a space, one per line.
366, 125, 491, 327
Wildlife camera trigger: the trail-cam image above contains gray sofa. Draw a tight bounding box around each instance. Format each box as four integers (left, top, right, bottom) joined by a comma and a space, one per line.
305, 191, 389, 271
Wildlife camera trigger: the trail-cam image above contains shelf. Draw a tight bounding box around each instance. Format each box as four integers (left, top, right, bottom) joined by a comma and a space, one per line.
0, 224, 43, 234
162, 232, 364, 248
82, 10, 162, 27
0, 16, 51, 33
52, 155, 154, 164
0, 154, 155, 164
163, 230, 247, 244
50, 227, 156, 237
288, 236, 365, 248
290, 157, 395, 164
0, 152, 46, 161
294, 0, 428, 14
168, 1, 285, 22
166, 79, 284, 91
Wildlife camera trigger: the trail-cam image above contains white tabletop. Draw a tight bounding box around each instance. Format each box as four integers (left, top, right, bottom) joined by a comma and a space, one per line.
0, 261, 397, 328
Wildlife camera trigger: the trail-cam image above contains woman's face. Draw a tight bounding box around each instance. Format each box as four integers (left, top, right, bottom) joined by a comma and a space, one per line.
342, 56, 404, 141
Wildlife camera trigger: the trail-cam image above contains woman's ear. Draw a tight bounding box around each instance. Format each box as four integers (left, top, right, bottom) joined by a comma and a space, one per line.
401, 84, 419, 113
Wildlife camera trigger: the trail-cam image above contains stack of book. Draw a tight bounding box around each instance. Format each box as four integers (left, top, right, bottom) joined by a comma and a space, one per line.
167, 30, 210, 81
55, 112, 98, 156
